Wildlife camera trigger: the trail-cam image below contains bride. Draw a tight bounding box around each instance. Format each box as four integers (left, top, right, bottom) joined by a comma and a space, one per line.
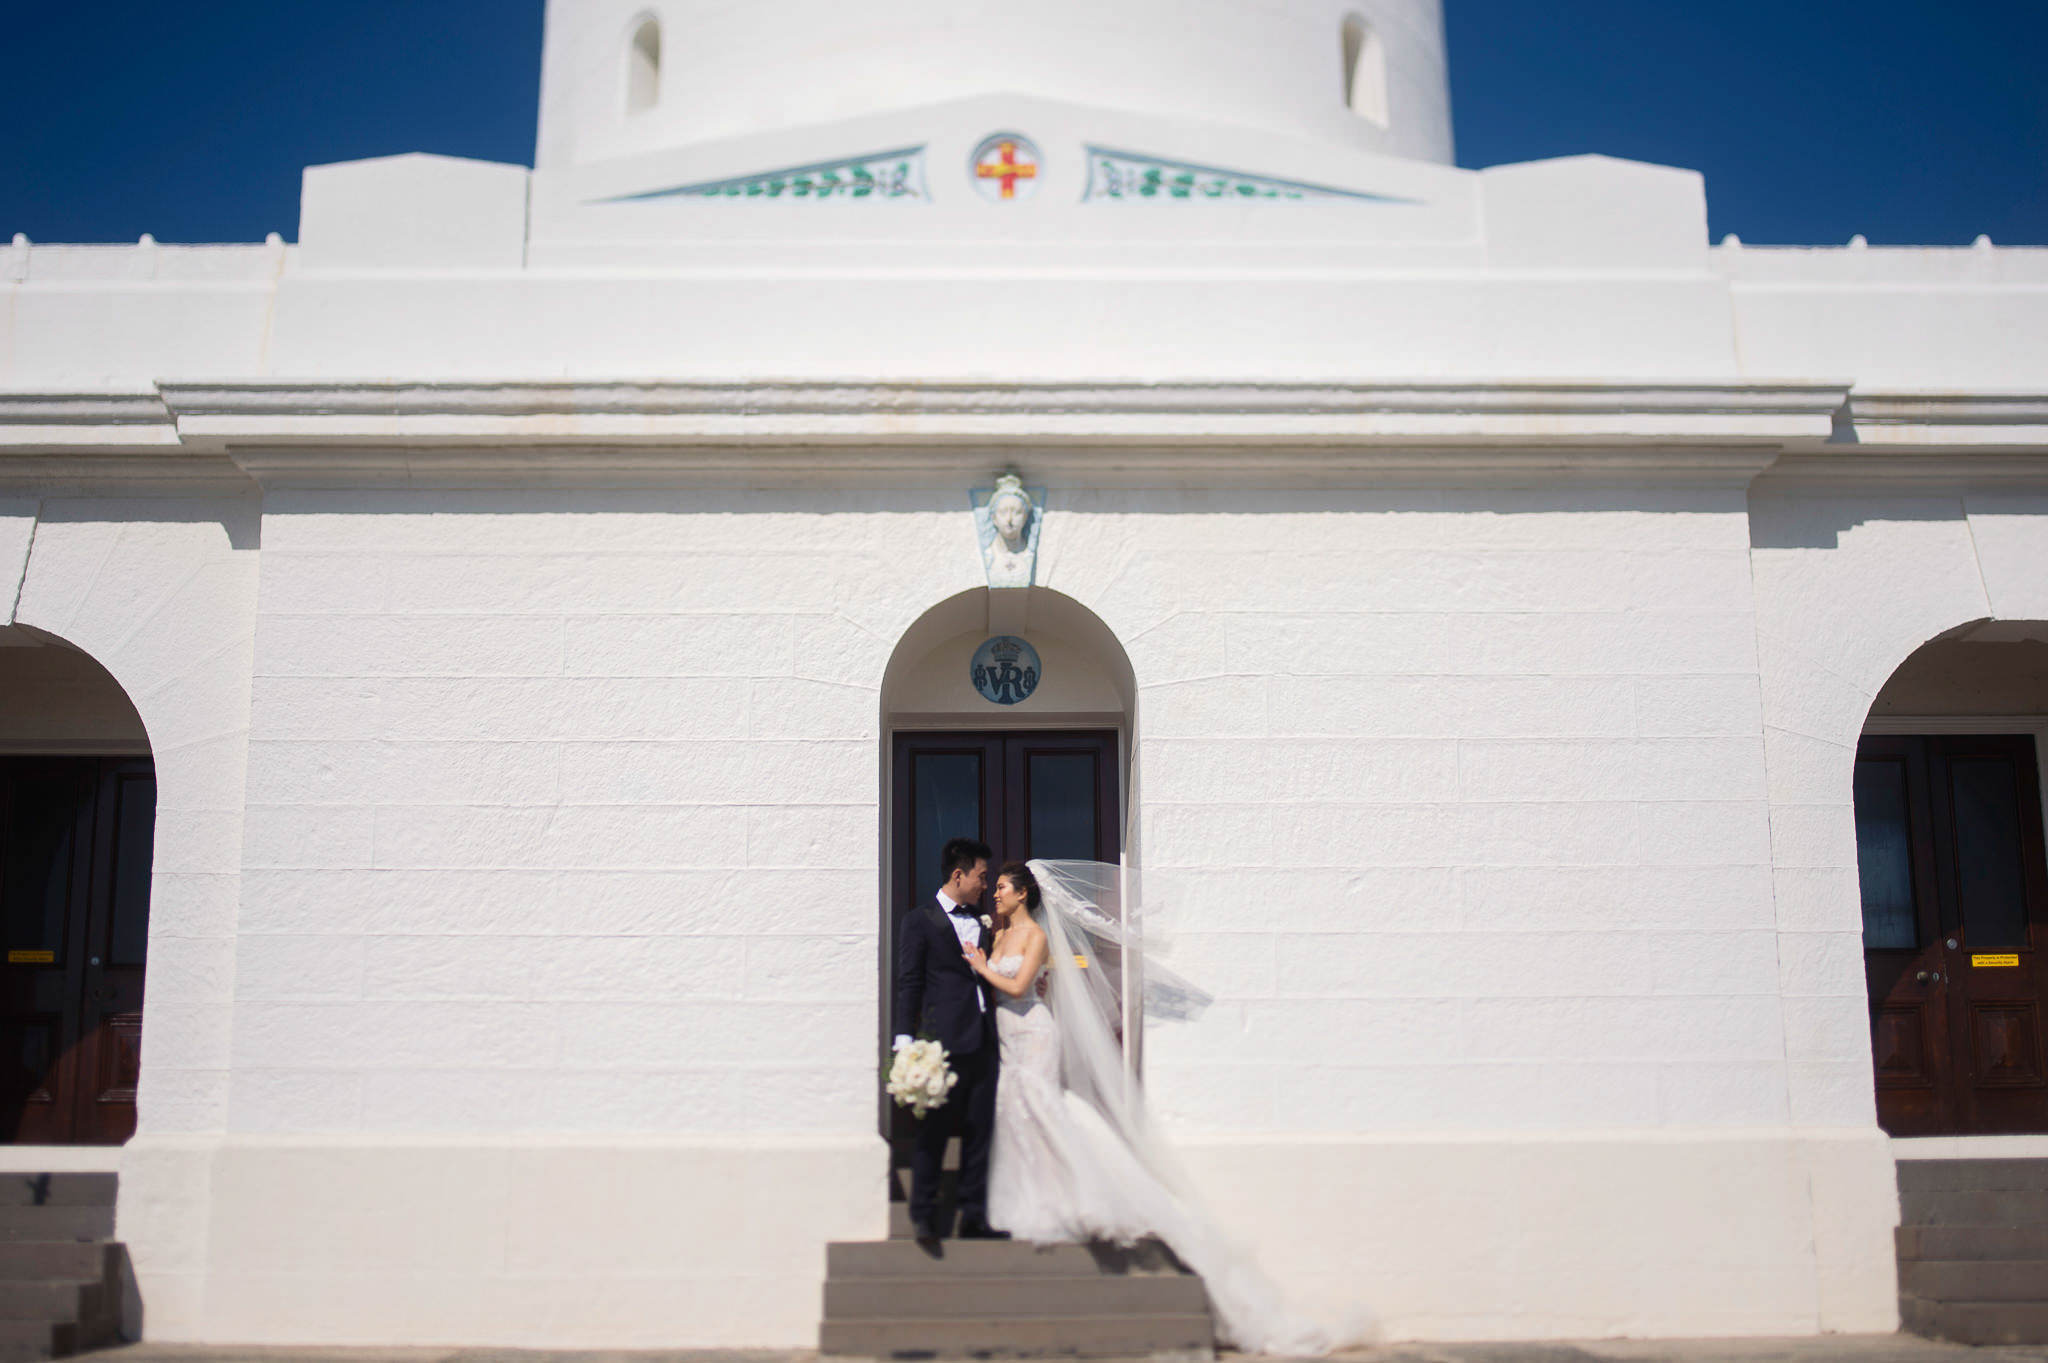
963, 859, 1337, 1356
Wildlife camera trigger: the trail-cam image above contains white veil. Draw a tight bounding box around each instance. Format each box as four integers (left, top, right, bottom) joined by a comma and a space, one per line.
1027, 859, 1342, 1356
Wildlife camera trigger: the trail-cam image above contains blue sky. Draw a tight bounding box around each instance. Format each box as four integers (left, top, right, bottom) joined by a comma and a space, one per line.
4, 1, 2043, 246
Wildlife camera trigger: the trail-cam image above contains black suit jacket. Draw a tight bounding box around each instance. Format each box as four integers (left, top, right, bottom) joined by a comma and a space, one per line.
895, 899, 995, 1057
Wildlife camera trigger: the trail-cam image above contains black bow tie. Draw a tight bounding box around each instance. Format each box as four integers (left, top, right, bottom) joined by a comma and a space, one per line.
947, 904, 977, 918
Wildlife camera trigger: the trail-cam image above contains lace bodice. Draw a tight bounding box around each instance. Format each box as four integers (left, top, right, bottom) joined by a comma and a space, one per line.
990, 954, 1044, 1016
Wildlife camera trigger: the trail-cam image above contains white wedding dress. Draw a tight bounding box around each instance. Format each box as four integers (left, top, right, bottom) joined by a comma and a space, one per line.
984, 949, 1333, 1355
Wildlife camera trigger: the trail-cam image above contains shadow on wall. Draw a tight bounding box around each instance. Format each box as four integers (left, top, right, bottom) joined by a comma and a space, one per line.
28, 494, 262, 554
1747, 490, 1963, 552
1871, 624, 2048, 717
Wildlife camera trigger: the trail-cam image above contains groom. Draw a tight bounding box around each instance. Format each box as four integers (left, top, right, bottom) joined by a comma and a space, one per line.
893, 835, 1007, 1244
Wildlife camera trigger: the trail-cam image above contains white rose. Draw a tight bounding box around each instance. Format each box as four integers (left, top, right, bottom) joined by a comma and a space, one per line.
980, 915, 993, 929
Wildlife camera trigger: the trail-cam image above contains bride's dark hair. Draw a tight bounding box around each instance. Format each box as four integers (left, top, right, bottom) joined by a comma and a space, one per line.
997, 860, 1041, 910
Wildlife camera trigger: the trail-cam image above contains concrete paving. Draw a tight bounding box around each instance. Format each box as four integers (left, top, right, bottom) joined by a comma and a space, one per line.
80, 1337, 2048, 1363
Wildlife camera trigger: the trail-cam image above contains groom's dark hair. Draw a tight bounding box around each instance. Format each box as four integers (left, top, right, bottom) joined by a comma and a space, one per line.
940, 836, 993, 880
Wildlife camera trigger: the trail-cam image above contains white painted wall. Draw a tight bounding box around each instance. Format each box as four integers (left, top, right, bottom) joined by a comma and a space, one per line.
1047, 487, 1781, 1135
90, 480, 1906, 1345
5, 496, 263, 1338
7, 192, 2045, 394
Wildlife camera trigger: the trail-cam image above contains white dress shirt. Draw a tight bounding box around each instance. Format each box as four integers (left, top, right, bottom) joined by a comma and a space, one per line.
894, 889, 984, 1050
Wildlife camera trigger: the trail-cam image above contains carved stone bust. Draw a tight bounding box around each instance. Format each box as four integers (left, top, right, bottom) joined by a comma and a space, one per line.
974, 473, 1041, 589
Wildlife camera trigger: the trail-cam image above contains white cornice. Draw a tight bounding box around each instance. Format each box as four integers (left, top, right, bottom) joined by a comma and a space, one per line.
1761, 391, 2048, 484
0, 391, 179, 447
6, 377, 2046, 487
156, 378, 1849, 449
1844, 392, 2048, 447
156, 377, 1852, 485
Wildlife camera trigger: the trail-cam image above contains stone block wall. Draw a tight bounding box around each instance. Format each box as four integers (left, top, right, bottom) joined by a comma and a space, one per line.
228, 487, 980, 1136
23, 476, 2047, 1343
1037, 486, 1785, 1134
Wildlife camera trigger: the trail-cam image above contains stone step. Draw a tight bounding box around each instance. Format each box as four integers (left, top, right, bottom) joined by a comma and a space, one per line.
820, 1312, 1213, 1359
1899, 1159, 2048, 1194
826, 1273, 1207, 1320
830, 1239, 1188, 1279
0, 1246, 114, 1284
0, 1181, 114, 1212
1902, 1294, 2048, 1347
1899, 1224, 2048, 1260
0, 1319, 79, 1363
1901, 1258, 2048, 1302
1898, 1188, 2048, 1228
0, 1281, 104, 1326
0, 1211, 111, 1246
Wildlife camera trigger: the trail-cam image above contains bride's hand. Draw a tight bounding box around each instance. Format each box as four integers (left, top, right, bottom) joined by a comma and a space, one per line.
963, 944, 988, 973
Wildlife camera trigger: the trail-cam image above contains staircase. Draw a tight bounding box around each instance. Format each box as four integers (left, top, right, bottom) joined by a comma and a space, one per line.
0, 1174, 128, 1361
1897, 1157, 2048, 1345
818, 1138, 1214, 1358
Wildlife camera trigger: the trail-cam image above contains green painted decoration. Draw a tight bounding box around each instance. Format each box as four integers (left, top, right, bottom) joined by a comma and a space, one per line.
1082, 148, 1412, 204
604, 149, 929, 203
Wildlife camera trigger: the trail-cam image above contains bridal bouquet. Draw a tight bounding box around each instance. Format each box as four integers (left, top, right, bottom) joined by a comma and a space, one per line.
886, 1039, 957, 1118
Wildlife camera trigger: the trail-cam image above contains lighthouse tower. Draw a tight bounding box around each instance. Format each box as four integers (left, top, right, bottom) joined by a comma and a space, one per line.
534, 0, 1455, 172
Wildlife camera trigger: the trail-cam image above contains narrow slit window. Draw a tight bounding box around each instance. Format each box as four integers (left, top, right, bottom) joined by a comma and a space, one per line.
1341, 15, 1390, 126
627, 17, 662, 114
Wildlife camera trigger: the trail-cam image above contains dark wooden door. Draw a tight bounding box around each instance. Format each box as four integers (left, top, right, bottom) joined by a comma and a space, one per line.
0, 757, 154, 1145
1859, 734, 2048, 1135
884, 730, 1120, 1127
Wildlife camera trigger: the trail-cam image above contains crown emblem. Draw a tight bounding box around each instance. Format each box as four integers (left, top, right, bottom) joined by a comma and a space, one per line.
970, 635, 1042, 707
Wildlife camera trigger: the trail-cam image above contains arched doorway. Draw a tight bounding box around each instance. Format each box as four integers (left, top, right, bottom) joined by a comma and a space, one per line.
876, 587, 1136, 1123
1856, 622, 2048, 1136
0, 625, 154, 1146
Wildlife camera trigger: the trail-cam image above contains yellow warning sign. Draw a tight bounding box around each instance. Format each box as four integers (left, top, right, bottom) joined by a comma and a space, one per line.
1974, 954, 2022, 969
6, 950, 53, 965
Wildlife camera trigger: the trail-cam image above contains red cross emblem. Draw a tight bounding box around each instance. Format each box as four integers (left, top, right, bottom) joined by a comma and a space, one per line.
973, 136, 1041, 202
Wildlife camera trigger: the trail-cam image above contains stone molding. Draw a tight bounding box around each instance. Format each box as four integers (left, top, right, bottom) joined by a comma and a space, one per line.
1846, 391, 2048, 446
5, 377, 2048, 485
0, 391, 180, 446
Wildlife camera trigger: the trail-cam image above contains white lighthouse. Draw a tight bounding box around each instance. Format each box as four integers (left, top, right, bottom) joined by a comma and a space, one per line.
535, 0, 1456, 171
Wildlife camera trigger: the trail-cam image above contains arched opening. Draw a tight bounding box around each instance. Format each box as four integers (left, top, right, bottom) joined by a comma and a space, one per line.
625, 15, 662, 115
0, 624, 154, 1147
875, 587, 1136, 1187
1340, 13, 1390, 127
1856, 622, 2048, 1137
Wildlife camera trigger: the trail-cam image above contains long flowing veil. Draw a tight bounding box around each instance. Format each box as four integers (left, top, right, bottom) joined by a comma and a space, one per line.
1028, 859, 1345, 1355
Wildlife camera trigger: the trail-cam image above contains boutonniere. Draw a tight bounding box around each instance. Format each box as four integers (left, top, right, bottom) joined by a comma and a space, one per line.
979, 915, 993, 929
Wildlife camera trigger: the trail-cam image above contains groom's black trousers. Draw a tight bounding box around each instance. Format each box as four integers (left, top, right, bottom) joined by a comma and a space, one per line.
910, 1042, 998, 1232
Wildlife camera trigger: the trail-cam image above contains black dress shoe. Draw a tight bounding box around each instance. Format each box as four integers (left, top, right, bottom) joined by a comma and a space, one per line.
957, 1219, 1011, 1240
911, 1217, 941, 1246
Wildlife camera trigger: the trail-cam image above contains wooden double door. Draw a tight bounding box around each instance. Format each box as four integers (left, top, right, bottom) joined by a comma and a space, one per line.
885, 730, 1120, 1076
0, 757, 154, 1145
1859, 734, 2048, 1135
